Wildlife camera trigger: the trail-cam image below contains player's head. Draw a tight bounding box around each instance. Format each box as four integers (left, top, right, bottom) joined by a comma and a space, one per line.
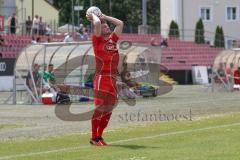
33, 63, 40, 71
101, 20, 111, 35
48, 64, 54, 72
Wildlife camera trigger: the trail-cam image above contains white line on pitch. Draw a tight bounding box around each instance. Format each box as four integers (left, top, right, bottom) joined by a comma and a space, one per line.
0, 122, 240, 160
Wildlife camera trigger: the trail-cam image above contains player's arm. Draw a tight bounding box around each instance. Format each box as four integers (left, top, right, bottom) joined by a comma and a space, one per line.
28, 79, 34, 91
86, 13, 101, 37
102, 15, 124, 37
7, 17, 11, 28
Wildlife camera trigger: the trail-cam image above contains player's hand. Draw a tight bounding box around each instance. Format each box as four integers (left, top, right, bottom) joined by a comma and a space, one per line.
99, 14, 106, 21
86, 13, 93, 21
99, 14, 106, 20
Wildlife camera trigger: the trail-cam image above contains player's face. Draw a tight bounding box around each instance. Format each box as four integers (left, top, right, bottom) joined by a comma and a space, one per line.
101, 23, 111, 35
34, 65, 40, 71
48, 65, 54, 72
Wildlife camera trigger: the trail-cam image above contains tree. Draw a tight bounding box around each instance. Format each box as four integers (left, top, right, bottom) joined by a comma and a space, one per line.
219, 27, 225, 48
214, 26, 225, 48
147, 0, 160, 33
52, 0, 160, 33
214, 26, 221, 47
52, 0, 72, 26
168, 21, 180, 38
195, 19, 205, 44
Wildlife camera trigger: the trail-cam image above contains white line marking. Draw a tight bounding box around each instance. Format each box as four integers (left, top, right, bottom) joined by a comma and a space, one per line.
0, 122, 240, 160
109, 122, 240, 144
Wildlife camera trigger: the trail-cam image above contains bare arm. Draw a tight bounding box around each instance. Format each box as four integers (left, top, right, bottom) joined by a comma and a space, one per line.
28, 79, 34, 91
86, 14, 101, 37
8, 17, 11, 28
102, 15, 124, 37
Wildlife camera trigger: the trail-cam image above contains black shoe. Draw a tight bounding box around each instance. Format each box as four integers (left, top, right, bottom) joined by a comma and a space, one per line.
90, 138, 102, 146
97, 137, 107, 145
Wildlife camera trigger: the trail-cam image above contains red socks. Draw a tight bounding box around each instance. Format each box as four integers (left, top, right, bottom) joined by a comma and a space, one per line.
91, 109, 112, 139
91, 109, 102, 139
97, 112, 112, 137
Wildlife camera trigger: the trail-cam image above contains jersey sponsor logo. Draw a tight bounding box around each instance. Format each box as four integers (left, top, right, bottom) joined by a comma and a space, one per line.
104, 39, 117, 53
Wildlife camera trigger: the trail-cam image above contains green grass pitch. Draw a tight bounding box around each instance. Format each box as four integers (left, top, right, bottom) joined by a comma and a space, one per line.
0, 112, 240, 160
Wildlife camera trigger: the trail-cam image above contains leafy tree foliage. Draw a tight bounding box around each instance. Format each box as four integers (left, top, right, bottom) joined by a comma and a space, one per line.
52, 0, 160, 33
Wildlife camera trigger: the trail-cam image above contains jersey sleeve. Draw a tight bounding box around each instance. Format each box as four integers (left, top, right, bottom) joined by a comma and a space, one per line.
110, 32, 119, 43
92, 35, 102, 45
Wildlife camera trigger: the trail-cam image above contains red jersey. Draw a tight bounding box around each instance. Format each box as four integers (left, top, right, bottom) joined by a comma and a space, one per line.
92, 32, 119, 76
234, 70, 240, 85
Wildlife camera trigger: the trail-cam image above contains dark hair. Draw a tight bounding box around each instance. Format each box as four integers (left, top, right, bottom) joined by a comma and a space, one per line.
33, 63, 40, 68
48, 64, 54, 67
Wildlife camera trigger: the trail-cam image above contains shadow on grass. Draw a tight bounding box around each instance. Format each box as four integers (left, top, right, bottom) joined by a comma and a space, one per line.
108, 144, 160, 150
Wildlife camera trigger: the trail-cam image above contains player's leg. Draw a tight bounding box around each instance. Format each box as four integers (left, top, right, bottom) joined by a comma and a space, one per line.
97, 91, 117, 138
91, 76, 109, 145
97, 78, 118, 145
91, 98, 112, 145
91, 75, 102, 145
96, 111, 112, 145
91, 108, 102, 139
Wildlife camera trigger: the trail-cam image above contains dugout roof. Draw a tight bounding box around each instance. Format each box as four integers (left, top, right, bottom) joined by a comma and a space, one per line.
15, 41, 161, 86
213, 49, 240, 69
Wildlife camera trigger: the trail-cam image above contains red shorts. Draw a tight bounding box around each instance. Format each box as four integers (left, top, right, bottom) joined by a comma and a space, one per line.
94, 75, 118, 109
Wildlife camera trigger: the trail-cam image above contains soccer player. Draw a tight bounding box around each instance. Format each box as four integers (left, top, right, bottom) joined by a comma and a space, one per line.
233, 66, 240, 90
8, 13, 18, 34
86, 13, 123, 146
